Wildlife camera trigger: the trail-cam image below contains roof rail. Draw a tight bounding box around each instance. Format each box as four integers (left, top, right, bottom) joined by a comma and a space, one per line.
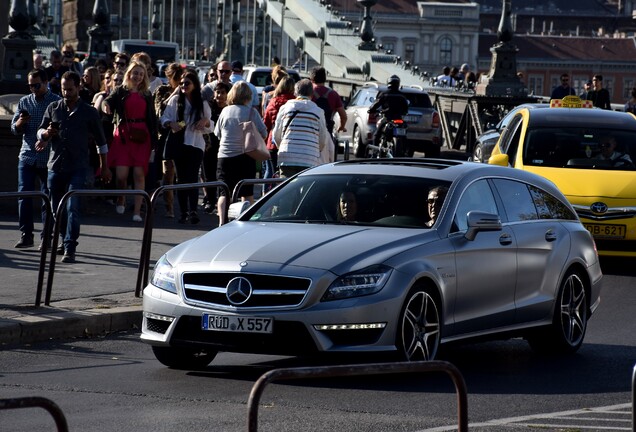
335, 158, 465, 168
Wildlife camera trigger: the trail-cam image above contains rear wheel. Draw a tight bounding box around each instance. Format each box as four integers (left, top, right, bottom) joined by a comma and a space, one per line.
527, 270, 587, 354
472, 142, 484, 163
397, 285, 441, 361
393, 137, 407, 157
152, 346, 217, 369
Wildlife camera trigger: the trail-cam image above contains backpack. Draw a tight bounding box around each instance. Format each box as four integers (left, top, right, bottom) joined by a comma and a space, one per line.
313, 88, 334, 133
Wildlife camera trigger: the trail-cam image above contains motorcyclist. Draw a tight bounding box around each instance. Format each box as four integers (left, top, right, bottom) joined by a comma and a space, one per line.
368, 75, 409, 150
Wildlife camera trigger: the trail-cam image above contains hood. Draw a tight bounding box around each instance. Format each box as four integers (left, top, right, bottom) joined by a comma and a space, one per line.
169, 222, 435, 273
525, 166, 636, 204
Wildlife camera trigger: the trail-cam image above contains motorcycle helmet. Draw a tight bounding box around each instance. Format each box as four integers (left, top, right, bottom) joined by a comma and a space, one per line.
387, 75, 400, 90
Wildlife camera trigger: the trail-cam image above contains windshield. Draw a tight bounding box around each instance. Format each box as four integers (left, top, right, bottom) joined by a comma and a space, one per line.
523, 127, 636, 170
246, 174, 452, 228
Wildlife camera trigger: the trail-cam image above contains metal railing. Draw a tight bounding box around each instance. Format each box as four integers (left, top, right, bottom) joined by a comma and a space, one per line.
231, 178, 286, 203
0, 191, 53, 307
247, 360, 468, 432
45, 189, 150, 306
0, 396, 69, 432
139, 181, 230, 294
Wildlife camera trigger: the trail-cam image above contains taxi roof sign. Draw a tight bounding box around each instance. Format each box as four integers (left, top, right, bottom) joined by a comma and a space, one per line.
550, 95, 594, 108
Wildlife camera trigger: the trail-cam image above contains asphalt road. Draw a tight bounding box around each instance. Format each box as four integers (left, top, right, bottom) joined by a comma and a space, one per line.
0, 258, 634, 432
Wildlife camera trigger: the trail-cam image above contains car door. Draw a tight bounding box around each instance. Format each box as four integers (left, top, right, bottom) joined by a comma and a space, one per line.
491, 179, 571, 323
448, 179, 518, 336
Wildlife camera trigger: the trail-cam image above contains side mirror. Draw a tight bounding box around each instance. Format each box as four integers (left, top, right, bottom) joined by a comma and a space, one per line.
465, 211, 502, 241
228, 201, 252, 221
488, 153, 509, 167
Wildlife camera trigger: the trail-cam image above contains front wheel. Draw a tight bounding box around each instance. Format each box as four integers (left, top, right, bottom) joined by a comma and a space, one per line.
152, 346, 218, 369
397, 285, 441, 361
353, 126, 367, 158
393, 137, 407, 158
527, 271, 588, 354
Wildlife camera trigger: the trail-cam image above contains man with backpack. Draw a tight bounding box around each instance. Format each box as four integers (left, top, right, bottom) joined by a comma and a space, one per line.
310, 66, 347, 162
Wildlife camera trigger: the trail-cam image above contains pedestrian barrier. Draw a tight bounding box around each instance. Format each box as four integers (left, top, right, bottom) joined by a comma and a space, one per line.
139, 181, 230, 294
45, 189, 150, 306
247, 360, 468, 432
231, 177, 286, 203
0, 396, 69, 432
0, 191, 53, 306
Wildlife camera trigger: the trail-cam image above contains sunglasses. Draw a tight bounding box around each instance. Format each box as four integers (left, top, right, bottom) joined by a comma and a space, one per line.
115, 61, 127, 67
180, 81, 192, 87
28, 83, 42, 90
217, 69, 231, 74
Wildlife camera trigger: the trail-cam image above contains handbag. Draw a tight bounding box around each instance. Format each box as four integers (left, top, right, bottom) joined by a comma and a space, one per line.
242, 108, 270, 161
162, 94, 186, 160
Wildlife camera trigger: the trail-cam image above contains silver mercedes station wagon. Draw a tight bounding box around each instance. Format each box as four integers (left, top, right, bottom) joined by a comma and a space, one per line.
142, 159, 602, 369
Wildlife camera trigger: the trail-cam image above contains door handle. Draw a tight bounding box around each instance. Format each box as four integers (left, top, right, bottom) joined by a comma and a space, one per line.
499, 233, 513, 245
545, 230, 557, 242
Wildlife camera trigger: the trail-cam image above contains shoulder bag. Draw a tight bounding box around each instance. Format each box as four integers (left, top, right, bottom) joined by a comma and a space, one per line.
162, 94, 186, 160
242, 108, 270, 161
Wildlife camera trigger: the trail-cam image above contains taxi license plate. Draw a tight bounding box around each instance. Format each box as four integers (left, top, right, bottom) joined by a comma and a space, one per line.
584, 223, 626, 239
394, 127, 407, 136
202, 314, 273, 333
403, 115, 419, 123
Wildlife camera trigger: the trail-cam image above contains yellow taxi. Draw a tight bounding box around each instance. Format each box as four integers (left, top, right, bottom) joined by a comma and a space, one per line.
489, 96, 636, 257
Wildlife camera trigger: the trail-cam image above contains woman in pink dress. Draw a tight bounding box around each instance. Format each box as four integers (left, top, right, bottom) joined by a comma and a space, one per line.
103, 60, 158, 222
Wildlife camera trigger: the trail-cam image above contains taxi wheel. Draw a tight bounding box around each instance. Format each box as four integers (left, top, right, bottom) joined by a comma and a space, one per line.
152, 346, 217, 369
397, 285, 441, 361
527, 270, 588, 354
472, 142, 484, 163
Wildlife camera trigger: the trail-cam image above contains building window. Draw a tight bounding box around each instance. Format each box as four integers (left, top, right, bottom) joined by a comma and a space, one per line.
605, 78, 614, 102
573, 76, 587, 97
624, 79, 635, 99
380, 41, 395, 54
405, 43, 415, 64
528, 75, 543, 96
439, 37, 452, 65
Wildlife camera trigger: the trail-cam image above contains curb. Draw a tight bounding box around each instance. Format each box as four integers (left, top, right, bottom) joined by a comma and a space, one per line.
0, 307, 142, 347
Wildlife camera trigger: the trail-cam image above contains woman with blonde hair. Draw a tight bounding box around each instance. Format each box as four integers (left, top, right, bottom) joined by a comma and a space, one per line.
103, 60, 158, 222
214, 81, 267, 225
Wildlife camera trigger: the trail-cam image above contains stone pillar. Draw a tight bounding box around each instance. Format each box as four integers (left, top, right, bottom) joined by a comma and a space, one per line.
86, 0, 113, 66
0, 0, 36, 95
475, 0, 526, 97
358, 0, 377, 51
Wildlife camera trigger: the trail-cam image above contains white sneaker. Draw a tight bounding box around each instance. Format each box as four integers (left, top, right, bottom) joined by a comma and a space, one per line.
132, 214, 143, 222
116, 205, 125, 214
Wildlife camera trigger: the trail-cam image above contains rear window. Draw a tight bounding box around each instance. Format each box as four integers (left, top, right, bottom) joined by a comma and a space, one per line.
403, 92, 432, 109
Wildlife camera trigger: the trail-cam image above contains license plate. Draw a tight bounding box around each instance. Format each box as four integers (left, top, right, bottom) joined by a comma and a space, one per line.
202, 314, 273, 333
583, 223, 626, 239
403, 115, 419, 123
394, 127, 407, 136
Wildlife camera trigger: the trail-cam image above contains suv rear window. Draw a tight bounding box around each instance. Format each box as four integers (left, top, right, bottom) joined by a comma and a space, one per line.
403, 92, 432, 109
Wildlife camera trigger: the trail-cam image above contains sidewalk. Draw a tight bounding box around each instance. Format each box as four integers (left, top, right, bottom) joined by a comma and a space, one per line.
0, 196, 219, 347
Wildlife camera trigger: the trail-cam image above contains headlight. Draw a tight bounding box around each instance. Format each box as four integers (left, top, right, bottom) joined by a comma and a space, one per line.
322, 265, 392, 301
151, 255, 177, 294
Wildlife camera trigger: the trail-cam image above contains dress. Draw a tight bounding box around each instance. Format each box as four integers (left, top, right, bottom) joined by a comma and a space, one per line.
108, 92, 152, 174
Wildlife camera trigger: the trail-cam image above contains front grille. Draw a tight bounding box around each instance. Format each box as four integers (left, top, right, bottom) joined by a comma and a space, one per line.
171, 316, 318, 355
182, 272, 311, 308
146, 317, 171, 334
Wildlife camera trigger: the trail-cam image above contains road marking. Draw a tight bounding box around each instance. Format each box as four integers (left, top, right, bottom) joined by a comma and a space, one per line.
418, 402, 632, 431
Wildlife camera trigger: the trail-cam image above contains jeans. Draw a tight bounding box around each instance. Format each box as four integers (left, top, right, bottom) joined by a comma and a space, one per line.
173, 145, 203, 215
17, 160, 49, 238
48, 168, 88, 253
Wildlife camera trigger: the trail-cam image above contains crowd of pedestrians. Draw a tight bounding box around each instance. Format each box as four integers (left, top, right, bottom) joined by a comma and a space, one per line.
11, 51, 341, 261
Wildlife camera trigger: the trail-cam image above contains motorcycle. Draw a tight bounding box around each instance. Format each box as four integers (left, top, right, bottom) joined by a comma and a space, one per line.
367, 116, 408, 158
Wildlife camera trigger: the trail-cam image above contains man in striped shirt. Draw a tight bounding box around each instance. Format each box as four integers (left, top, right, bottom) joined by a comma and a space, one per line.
11, 69, 60, 249
272, 79, 331, 178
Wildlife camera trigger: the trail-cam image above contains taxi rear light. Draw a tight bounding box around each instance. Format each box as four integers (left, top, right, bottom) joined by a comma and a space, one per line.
368, 112, 378, 124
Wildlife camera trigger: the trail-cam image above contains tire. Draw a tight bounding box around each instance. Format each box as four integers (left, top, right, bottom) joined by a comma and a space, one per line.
353, 126, 366, 158
152, 345, 217, 369
393, 137, 406, 157
472, 142, 484, 163
527, 271, 588, 354
397, 285, 441, 361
